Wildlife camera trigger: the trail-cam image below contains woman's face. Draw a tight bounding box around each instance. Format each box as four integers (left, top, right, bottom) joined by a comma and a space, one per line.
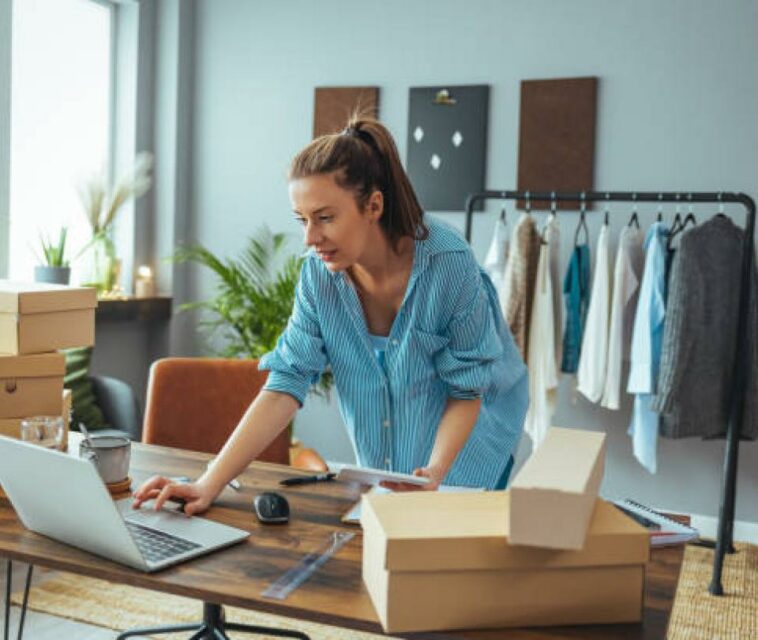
289, 172, 383, 272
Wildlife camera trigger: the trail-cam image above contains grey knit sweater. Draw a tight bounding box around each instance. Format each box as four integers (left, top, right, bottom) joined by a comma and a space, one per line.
653, 216, 758, 440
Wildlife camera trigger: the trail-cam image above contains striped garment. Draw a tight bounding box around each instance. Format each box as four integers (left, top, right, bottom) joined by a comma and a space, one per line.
259, 217, 529, 488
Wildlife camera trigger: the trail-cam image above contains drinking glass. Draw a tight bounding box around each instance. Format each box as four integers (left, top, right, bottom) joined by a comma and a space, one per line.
20, 416, 65, 450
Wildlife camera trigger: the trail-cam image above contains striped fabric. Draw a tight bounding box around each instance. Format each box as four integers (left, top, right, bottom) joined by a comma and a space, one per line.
260, 218, 529, 488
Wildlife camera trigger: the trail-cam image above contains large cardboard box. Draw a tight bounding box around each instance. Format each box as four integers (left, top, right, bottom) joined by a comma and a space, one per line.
509, 426, 606, 550
0, 281, 97, 355
361, 492, 648, 633
0, 389, 72, 499
0, 353, 65, 418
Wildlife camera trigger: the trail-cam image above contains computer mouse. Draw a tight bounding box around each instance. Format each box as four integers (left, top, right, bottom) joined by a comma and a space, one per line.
253, 491, 290, 524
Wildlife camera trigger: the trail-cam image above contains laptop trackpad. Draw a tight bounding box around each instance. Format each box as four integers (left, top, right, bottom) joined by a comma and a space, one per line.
116, 498, 248, 546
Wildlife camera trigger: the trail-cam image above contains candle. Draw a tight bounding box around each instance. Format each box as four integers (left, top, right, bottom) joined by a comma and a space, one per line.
135, 265, 155, 298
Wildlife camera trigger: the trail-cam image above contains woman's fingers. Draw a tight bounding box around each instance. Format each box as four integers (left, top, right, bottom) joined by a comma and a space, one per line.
132, 475, 172, 507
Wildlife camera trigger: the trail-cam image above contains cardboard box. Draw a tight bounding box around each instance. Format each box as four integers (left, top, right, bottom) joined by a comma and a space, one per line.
0, 281, 97, 355
0, 389, 72, 499
509, 427, 606, 550
361, 492, 648, 633
0, 353, 65, 418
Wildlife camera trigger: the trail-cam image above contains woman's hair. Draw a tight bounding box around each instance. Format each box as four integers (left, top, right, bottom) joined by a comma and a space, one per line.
288, 114, 428, 248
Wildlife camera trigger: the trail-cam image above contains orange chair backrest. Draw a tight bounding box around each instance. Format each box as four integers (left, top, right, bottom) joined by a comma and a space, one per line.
142, 357, 289, 464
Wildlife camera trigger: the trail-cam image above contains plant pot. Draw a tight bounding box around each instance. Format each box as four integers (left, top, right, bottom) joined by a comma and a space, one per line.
34, 265, 71, 285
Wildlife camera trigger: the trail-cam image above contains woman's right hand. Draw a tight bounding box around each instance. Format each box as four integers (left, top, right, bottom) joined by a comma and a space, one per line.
131, 475, 216, 516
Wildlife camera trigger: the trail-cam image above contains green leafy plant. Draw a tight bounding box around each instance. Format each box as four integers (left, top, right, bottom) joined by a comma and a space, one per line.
38, 227, 70, 267
173, 226, 333, 398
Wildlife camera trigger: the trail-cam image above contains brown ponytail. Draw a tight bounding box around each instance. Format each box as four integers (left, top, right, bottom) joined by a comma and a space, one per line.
288, 114, 428, 249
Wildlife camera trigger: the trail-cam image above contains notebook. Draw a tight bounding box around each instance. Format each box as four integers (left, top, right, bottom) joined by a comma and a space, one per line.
612, 498, 699, 546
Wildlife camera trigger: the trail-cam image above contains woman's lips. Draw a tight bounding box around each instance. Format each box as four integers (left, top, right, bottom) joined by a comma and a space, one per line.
318, 249, 337, 262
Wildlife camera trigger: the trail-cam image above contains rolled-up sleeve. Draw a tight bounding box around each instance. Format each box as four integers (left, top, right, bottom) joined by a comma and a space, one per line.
259, 260, 328, 406
434, 254, 505, 399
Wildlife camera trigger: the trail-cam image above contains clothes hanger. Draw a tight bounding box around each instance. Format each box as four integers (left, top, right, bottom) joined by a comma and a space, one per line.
668, 196, 697, 250
603, 193, 610, 226
499, 206, 507, 224
525, 190, 532, 218
629, 194, 640, 228
574, 192, 589, 246
716, 192, 728, 219
656, 194, 664, 223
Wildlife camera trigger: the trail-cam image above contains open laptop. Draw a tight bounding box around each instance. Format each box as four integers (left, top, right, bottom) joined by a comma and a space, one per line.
0, 436, 249, 572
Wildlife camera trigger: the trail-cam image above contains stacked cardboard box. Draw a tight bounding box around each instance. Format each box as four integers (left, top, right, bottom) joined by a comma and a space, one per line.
361, 427, 647, 633
0, 281, 97, 497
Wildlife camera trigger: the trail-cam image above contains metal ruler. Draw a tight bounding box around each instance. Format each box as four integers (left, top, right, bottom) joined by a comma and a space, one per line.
261, 531, 355, 600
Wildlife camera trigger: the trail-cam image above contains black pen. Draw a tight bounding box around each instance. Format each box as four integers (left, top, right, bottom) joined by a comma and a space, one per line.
279, 472, 336, 486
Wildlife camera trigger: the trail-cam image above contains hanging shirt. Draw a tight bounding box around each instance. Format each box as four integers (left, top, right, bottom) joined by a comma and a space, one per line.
483, 215, 509, 291
544, 215, 563, 368
627, 222, 670, 473
560, 243, 591, 373
601, 226, 644, 410
653, 216, 758, 440
577, 224, 612, 403
524, 229, 558, 448
500, 213, 541, 361
260, 217, 529, 489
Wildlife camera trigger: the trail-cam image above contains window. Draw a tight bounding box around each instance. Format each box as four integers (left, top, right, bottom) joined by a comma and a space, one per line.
9, 0, 113, 281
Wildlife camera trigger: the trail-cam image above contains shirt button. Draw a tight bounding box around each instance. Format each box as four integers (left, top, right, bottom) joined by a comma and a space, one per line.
383, 419, 390, 428
391, 339, 399, 346
385, 457, 391, 468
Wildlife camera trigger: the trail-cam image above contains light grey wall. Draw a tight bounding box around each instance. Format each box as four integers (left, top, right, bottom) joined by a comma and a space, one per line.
179, 0, 758, 521
0, 0, 10, 278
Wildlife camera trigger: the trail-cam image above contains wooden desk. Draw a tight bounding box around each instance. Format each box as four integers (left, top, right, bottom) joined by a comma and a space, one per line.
0, 441, 684, 639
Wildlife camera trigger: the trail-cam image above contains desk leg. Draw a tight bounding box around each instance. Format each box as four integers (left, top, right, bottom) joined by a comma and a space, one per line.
3, 562, 34, 640
4, 560, 10, 640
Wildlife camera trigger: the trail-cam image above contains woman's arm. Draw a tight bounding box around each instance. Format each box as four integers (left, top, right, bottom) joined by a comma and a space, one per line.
133, 390, 299, 514
383, 396, 482, 491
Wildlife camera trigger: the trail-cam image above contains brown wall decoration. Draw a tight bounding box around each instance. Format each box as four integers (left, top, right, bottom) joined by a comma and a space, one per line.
517, 77, 598, 210
313, 87, 380, 139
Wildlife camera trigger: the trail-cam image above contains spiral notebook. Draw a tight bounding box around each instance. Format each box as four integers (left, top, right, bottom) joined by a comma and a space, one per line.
612, 498, 699, 546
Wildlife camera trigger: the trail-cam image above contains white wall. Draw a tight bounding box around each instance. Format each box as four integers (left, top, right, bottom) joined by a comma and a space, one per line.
179, 0, 758, 522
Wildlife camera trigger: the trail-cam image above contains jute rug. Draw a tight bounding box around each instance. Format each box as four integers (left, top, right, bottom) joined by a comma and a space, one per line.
11, 543, 756, 639
10, 569, 395, 640
666, 542, 757, 640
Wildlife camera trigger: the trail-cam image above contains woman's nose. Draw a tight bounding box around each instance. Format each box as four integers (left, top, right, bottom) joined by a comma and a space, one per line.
304, 222, 322, 246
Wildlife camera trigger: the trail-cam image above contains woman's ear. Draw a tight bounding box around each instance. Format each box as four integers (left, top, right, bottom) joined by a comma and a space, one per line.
367, 189, 384, 223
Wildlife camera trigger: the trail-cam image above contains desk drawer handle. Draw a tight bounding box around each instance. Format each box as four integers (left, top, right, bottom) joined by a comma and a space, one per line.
3, 379, 17, 394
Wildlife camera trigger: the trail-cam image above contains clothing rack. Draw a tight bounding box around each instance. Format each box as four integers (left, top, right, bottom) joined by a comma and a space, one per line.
464, 189, 756, 596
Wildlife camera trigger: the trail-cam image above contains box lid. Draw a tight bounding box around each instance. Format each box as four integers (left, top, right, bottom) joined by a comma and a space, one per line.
0, 353, 66, 378
0, 281, 97, 314
511, 427, 606, 494
361, 493, 649, 572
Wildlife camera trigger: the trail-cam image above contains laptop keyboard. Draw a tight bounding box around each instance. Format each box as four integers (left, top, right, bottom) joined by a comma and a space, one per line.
125, 521, 202, 564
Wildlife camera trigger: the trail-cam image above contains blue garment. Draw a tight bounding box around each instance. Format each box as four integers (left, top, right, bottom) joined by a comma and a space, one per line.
627, 222, 670, 474
561, 244, 591, 373
260, 217, 529, 488
368, 333, 388, 371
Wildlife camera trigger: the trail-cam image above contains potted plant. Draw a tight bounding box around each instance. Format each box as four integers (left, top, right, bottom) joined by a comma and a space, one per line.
77, 153, 154, 296
173, 226, 333, 445
34, 227, 71, 285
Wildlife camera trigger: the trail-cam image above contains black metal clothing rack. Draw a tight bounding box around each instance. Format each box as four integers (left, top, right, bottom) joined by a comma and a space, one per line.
464, 189, 756, 596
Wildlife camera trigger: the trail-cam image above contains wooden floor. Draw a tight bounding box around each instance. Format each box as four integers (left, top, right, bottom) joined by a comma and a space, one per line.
2, 561, 116, 639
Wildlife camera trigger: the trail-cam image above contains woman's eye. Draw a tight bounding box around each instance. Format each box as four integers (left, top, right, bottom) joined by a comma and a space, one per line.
319, 215, 333, 223
294, 217, 307, 226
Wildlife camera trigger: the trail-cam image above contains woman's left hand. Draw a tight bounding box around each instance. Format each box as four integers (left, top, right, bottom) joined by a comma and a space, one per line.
380, 466, 444, 492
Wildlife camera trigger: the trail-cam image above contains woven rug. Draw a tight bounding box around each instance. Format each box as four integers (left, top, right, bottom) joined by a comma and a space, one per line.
11, 544, 756, 639
11, 569, 395, 640
667, 542, 757, 639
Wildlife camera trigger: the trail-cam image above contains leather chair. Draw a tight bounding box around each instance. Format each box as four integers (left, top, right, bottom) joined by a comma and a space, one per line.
123, 357, 325, 640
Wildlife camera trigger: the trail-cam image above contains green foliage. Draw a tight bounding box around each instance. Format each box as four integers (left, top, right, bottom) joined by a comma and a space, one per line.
39, 227, 69, 267
173, 226, 333, 397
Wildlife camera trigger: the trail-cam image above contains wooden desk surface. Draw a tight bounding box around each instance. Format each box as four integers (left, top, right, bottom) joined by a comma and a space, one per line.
0, 441, 684, 639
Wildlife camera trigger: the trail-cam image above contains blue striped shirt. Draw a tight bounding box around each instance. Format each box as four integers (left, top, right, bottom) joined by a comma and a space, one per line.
259, 217, 529, 488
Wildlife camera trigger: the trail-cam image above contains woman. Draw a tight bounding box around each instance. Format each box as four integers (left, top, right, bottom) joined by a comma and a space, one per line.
133, 117, 528, 516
